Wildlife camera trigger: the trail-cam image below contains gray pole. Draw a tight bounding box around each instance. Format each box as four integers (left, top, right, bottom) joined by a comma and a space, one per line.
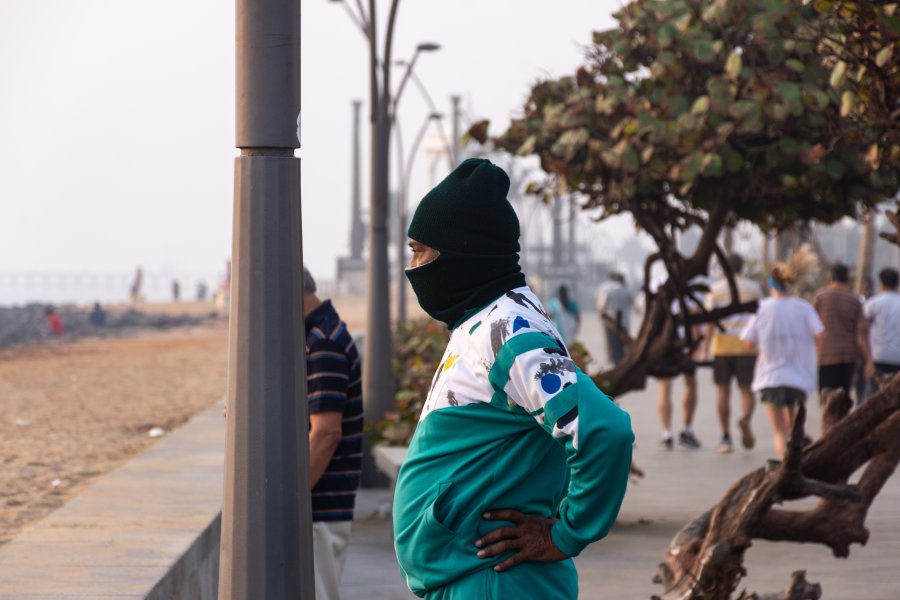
360, 0, 397, 486
552, 196, 564, 267
451, 95, 461, 167
219, 0, 314, 598
568, 196, 576, 264
395, 118, 407, 326
351, 100, 364, 259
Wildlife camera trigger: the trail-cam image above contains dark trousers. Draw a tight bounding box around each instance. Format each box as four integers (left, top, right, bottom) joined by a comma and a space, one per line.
604, 325, 626, 365
818, 362, 856, 397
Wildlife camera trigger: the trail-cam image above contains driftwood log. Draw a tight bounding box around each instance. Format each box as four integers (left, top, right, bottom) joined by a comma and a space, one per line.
652, 374, 900, 600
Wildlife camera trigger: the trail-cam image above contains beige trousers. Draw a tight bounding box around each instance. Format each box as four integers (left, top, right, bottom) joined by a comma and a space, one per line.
312, 520, 353, 600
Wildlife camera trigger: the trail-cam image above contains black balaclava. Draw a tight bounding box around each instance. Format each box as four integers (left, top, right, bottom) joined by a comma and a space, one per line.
405, 158, 526, 328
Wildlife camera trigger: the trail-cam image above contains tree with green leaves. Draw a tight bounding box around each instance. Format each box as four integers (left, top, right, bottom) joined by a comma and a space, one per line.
472, 0, 898, 398
468, 0, 900, 597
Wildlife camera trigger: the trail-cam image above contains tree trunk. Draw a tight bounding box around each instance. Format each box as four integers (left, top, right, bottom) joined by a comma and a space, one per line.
653, 378, 900, 600
855, 208, 877, 295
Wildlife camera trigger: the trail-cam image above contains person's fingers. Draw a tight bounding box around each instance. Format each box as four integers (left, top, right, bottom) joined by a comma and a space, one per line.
493, 551, 527, 572
483, 509, 526, 524
475, 526, 519, 548
476, 538, 522, 558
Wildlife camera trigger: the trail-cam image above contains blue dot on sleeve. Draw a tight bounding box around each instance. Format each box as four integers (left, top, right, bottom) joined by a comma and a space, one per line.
540, 373, 562, 394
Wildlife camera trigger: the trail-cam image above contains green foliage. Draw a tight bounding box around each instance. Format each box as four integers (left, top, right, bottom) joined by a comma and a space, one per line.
485, 0, 898, 232
809, 0, 900, 165
370, 317, 449, 446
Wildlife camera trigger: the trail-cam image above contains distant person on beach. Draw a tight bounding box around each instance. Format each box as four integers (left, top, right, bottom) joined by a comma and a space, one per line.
89, 302, 107, 327
302, 266, 363, 600
859, 267, 900, 387
45, 306, 64, 337
596, 272, 634, 366
547, 284, 581, 344
741, 255, 824, 458
195, 281, 208, 301
129, 267, 143, 304
812, 263, 862, 399
171, 280, 180, 302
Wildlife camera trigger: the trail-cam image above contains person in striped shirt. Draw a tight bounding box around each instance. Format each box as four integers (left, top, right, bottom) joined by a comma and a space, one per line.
303, 266, 363, 600
394, 159, 633, 599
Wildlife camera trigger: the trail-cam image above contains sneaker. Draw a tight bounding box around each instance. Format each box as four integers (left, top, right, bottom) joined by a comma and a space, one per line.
738, 415, 755, 449
716, 436, 734, 454
678, 430, 702, 450
659, 437, 674, 451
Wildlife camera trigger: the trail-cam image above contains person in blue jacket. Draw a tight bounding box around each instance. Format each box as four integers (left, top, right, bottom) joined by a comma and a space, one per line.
394, 158, 634, 599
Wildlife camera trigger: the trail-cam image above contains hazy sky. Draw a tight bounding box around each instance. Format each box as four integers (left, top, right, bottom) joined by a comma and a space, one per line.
0, 0, 633, 287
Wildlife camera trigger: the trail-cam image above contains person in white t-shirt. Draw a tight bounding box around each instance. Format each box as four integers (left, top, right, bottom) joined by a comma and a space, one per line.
741, 262, 825, 458
860, 267, 900, 385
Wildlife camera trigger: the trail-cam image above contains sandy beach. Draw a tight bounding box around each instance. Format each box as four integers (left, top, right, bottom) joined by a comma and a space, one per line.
0, 321, 229, 545
0, 291, 406, 546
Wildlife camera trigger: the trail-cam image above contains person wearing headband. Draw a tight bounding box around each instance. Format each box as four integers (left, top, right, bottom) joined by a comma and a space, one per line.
741, 262, 825, 458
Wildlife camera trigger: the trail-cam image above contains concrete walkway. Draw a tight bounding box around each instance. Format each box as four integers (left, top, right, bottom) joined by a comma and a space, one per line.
340, 316, 900, 599
0, 405, 224, 599
1, 315, 896, 599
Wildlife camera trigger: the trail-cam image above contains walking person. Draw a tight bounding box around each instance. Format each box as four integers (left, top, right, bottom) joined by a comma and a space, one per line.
302, 267, 363, 600
547, 284, 581, 345
859, 267, 900, 387
650, 275, 702, 450
703, 253, 763, 453
741, 258, 824, 459
596, 272, 634, 366
226, 267, 363, 598
394, 158, 633, 599
812, 263, 863, 400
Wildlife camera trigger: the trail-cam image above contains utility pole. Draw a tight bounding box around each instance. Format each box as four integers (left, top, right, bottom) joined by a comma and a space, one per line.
350, 100, 364, 260
219, 0, 314, 598
451, 95, 462, 167
330, 0, 441, 484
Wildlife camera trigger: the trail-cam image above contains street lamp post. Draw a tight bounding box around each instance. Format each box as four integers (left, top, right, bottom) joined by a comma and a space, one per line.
219, 0, 313, 598
395, 111, 444, 325
329, 0, 439, 484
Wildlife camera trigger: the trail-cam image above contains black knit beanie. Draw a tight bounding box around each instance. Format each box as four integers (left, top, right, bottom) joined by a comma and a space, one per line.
406, 158, 526, 328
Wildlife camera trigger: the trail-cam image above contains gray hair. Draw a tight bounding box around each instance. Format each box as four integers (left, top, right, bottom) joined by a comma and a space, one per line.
303, 266, 317, 294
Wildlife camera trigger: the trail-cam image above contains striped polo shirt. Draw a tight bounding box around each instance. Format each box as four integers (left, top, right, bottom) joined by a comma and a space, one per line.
305, 300, 363, 522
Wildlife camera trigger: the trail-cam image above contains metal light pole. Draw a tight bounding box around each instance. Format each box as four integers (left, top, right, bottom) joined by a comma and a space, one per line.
396, 111, 444, 325
330, 0, 441, 484
350, 100, 364, 260
392, 46, 441, 326
219, 0, 313, 598
451, 94, 461, 167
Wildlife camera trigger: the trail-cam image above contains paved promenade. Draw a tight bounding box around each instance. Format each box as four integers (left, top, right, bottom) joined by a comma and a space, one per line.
340, 315, 900, 599
0, 315, 895, 598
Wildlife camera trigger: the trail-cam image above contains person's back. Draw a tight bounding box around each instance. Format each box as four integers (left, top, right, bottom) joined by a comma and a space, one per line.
813, 287, 861, 362
547, 285, 580, 344
748, 296, 821, 393
706, 276, 761, 352
305, 301, 363, 519
812, 264, 862, 396
301, 267, 363, 600
865, 291, 900, 361
89, 303, 107, 327
600, 282, 634, 329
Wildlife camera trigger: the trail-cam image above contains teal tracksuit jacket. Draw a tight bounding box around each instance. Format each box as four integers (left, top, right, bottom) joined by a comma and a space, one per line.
393, 286, 633, 598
